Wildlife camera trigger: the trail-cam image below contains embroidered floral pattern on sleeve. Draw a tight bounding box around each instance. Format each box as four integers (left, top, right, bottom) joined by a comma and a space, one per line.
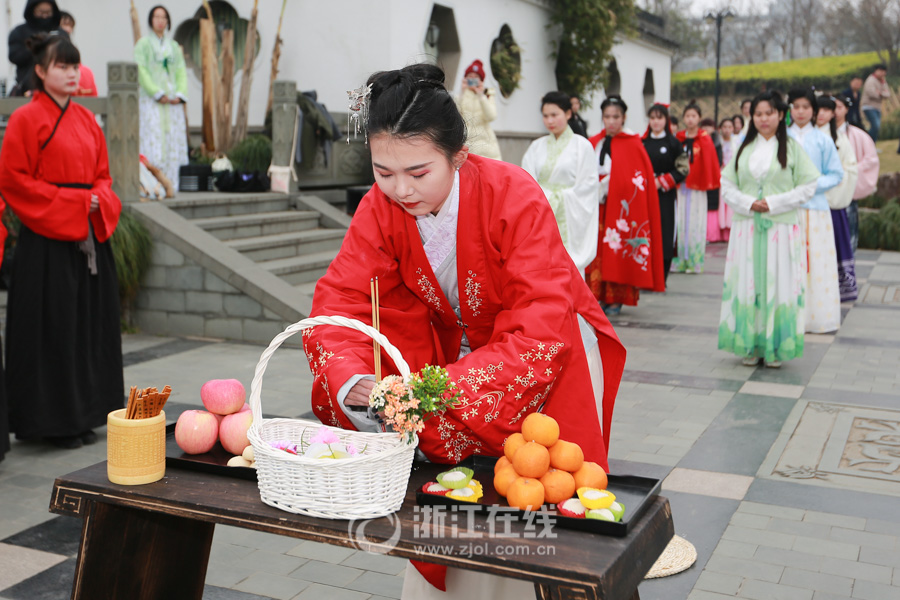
465, 270, 483, 316
416, 268, 445, 314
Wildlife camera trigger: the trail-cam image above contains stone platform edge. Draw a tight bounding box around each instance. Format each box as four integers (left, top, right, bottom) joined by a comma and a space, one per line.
128, 199, 327, 347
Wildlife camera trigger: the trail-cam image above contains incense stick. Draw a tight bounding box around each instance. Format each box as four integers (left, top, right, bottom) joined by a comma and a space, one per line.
370, 277, 382, 382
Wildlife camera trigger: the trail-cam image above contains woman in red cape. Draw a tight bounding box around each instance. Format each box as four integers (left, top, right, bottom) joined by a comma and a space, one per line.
674, 102, 720, 273
303, 64, 626, 599
0, 35, 122, 450
586, 95, 665, 315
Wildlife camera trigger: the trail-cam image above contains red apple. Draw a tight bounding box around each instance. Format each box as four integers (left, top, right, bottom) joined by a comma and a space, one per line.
174, 410, 219, 455
201, 379, 246, 415
219, 410, 253, 455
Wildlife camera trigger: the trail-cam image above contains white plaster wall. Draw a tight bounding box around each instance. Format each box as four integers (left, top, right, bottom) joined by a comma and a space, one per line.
4, 0, 669, 139
581, 37, 674, 138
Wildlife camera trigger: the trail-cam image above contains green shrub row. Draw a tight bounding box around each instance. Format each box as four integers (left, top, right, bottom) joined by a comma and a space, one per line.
673, 52, 884, 99
859, 202, 900, 251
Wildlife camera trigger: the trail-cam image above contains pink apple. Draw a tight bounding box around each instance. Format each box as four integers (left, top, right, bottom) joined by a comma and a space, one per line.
239, 402, 251, 412
174, 410, 219, 455
219, 410, 253, 455
201, 379, 246, 415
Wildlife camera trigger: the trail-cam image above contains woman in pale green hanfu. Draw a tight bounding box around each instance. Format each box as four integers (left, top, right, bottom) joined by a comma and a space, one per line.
719, 91, 820, 368
521, 92, 599, 273
135, 5, 188, 191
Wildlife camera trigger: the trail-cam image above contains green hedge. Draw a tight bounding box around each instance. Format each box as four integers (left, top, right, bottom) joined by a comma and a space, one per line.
858, 202, 900, 251
673, 52, 884, 99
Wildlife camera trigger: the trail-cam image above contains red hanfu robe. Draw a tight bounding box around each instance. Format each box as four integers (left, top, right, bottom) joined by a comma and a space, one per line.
677, 129, 720, 191
0, 92, 120, 242
586, 131, 665, 304
303, 155, 626, 469
0, 91, 123, 441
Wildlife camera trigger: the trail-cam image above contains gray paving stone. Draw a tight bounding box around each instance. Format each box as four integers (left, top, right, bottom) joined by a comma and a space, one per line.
289, 560, 363, 587
343, 570, 405, 598
234, 573, 309, 600
686, 591, 739, 600
340, 552, 407, 576
791, 536, 859, 560
829, 527, 897, 550
779, 567, 853, 596
721, 525, 795, 550
703, 554, 784, 582
804, 510, 866, 531
693, 570, 742, 595
751, 546, 823, 572
851, 579, 900, 600
286, 541, 357, 565
819, 556, 893, 585
813, 592, 859, 600
768, 518, 832, 539
236, 549, 309, 576
739, 501, 805, 521
208, 541, 256, 565
712, 539, 757, 559
204, 562, 255, 589
859, 546, 900, 568
290, 583, 370, 600
728, 513, 770, 530
738, 579, 813, 600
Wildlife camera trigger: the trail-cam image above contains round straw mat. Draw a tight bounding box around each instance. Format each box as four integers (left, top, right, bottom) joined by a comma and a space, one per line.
644, 535, 697, 579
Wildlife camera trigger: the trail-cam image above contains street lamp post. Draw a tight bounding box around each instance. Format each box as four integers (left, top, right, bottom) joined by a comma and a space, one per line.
705, 9, 735, 126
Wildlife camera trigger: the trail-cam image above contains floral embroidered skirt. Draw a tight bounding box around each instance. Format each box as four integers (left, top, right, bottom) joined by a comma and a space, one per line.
585, 204, 640, 306
831, 208, 858, 302
800, 209, 841, 333
139, 94, 188, 192
673, 186, 708, 273
718, 215, 806, 363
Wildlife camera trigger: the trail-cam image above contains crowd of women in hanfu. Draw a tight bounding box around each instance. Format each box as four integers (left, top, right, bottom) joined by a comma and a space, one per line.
520, 87, 878, 369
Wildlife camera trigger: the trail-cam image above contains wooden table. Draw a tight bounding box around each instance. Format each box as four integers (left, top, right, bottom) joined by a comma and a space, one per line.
50, 461, 673, 600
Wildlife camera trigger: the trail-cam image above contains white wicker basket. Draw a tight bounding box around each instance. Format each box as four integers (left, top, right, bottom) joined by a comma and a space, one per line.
247, 315, 418, 520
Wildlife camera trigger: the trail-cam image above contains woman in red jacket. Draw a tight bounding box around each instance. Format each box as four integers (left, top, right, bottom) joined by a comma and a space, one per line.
0, 34, 122, 450
675, 102, 721, 273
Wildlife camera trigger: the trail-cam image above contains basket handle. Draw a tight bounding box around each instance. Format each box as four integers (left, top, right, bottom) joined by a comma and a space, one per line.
248, 315, 411, 424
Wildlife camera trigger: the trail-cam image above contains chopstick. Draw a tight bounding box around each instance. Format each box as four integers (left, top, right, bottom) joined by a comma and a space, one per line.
370, 277, 381, 382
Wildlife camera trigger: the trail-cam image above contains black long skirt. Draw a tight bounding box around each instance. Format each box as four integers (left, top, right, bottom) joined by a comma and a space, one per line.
0, 336, 8, 461
6, 226, 124, 440
659, 188, 677, 283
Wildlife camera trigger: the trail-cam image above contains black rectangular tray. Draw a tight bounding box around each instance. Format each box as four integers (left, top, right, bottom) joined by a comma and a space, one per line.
165, 423, 257, 481
415, 455, 660, 536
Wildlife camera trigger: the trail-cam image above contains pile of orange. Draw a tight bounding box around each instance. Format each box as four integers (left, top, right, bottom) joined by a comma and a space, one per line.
494, 413, 608, 511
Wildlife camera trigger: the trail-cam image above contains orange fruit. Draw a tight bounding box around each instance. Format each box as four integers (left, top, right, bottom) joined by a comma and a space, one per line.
493, 464, 519, 498
521, 413, 560, 447
507, 477, 545, 511
539, 468, 577, 505
512, 441, 551, 479
573, 461, 608, 491
494, 456, 512, 474
503, 432, 526, 462
548, 440, 584, 473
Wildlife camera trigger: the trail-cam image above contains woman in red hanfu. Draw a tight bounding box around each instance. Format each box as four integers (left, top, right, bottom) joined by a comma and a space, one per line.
0, 178, 6, 463
303, 64, 626, 600
586, 95, 666, 316
0, 34, 122, 450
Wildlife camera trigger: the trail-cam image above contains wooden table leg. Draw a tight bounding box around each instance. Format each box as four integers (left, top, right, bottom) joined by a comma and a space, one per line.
71, 501, 214, 600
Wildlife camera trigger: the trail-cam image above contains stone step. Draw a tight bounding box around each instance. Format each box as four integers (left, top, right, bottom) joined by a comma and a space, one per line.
192, 211, 320, 241
260, 250, 338, 285
226, 229, 346, 262
164, 192, 293, 219
294, 281, 319, 296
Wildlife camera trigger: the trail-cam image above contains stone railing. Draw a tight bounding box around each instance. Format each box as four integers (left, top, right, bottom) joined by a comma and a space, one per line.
0, 62, 140, 203
271, 79, 373, 190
